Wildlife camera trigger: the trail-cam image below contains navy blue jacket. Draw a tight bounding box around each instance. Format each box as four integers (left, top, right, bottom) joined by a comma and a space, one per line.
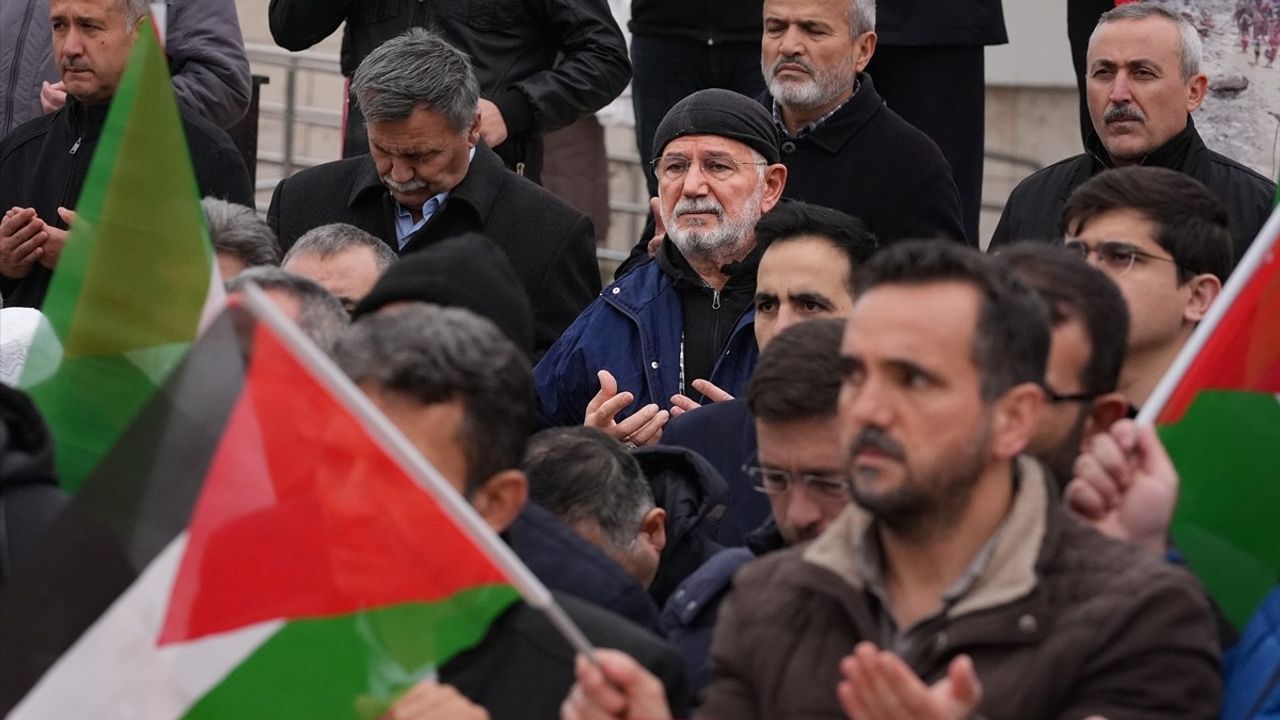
660, 399, 770, 546
534, 258, 758, 427
1223, 585, 1280, 720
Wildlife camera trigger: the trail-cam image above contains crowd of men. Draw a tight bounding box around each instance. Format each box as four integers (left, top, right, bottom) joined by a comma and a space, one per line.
0, 0, 1277, 718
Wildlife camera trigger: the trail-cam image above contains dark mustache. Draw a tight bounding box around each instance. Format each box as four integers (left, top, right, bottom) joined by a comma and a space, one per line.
1103, 104, 1145, 123
849, 427, 905, 462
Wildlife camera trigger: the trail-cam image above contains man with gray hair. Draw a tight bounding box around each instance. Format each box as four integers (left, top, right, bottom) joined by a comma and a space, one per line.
225, 267, 348, 353
992, 2, 1275, 264
534, 88, 786, 442
202, 197, 280, 280
0, 0, 253, 309
281, 223, 396, 312
267, 29, 600, 355
524, 427, 667, 589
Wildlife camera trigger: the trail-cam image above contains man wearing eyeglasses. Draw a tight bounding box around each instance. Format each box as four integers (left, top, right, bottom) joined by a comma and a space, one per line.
534, 89, 787, 437
657, 317, 849, 697
1061, 166, 1232, 408
991, 3, 1274, 265
997, 243, 1131, 489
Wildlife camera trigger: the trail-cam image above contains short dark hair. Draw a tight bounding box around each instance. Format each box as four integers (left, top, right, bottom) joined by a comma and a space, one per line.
997, 243, 1129, 396
853, 241, 1050, 401
226, 267, 348, 352
755, 202, 879, 296
747, 318, 848, 422
333, 304, 534, 493
1062, 167, 1234, 282
202, 197, 280, 269
523, 427, 654, 552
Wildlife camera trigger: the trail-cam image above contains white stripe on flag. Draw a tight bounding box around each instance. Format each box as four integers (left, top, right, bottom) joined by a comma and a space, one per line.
11, 533, 282, 719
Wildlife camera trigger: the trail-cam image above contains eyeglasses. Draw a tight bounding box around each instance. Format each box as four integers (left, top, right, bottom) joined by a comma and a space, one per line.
650, 155, 768, 182
742, 464, 851, 501
1040, 383, 1101, 404
1062, 238, 1183, 276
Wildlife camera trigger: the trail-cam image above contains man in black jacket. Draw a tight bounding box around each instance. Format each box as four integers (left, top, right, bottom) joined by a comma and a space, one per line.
335, 304, 689, 720
760, 0, 967, 246
267, 0, 630, 181
0, 0, 252, 309
991, 3, 1275, 266
268, 30, 601, 355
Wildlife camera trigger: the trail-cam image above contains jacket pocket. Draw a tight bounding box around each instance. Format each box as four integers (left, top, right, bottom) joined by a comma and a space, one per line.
448, 0, 519, 31
351, 0, 402, 25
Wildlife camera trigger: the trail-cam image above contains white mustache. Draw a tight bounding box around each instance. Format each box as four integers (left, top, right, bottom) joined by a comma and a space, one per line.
382, 176, 428, 193
674, 197, 723, 217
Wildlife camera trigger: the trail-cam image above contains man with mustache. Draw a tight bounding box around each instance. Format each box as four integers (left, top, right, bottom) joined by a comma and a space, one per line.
991, 2, 1274, 268
561, 241, 1221, 720
759, 0, 967, 246
0, 0, 253, 309
268, 30, 600, 356
535, 89, 786, 440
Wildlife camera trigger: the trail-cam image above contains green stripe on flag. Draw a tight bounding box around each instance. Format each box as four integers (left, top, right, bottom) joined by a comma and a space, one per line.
182, 585, 520, 719
19, 18, 216, 491
1161, 390, 1280, 628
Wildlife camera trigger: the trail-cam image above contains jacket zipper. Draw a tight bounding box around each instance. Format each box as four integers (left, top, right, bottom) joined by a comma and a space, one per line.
4, 0, 38, 133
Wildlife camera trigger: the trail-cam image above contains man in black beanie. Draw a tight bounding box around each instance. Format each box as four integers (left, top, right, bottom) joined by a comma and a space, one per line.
534, 88, 787, 445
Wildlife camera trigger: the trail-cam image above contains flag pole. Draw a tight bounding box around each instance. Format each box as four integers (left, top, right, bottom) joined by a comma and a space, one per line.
1137, 206, 1280, 425
238, 283, 599, 661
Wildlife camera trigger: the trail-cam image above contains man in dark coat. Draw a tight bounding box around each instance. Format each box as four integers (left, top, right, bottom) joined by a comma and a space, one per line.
761, 0, 966, 246
0, 0, 252, 309
268, 29, 600, 356
267, 0, 630, 180
991, 3, 1275, 266
335, 304, 689, 720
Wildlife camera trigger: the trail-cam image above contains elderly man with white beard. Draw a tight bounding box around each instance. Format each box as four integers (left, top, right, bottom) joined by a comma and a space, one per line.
534, 89, 787, 443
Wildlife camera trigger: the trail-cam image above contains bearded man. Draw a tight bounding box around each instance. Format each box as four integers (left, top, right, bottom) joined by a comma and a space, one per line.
534, 89, 787, 444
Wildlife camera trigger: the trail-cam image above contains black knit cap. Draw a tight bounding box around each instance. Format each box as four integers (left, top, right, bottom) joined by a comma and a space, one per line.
651, 88, 781, 165
352, 232, 535, 355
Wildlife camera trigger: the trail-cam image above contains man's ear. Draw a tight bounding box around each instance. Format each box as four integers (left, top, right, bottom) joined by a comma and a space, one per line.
467, 111, 483, 148
1183, 272, 1222, 324
758, 164, 789, 214
1081, 391, 1129, 442
469, 469, 528, 533
852, 31, 878, 72
991, 382, 1046, 459
639, 507, 667, 553
1186, 73, 1208, 113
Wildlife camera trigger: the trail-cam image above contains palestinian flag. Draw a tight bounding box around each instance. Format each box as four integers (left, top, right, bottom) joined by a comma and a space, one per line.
1140, 206, 1280, 630
2, 292, 565, 717
18, 16, 223, 493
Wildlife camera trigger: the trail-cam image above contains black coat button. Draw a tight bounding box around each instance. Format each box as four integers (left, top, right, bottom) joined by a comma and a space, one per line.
781, 140, 797, 154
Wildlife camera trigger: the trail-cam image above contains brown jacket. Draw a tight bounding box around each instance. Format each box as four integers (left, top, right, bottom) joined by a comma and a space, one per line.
700, 458, 1221, 720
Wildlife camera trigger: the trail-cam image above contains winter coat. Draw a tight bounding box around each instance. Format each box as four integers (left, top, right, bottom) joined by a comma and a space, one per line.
700, 458, 1223, 720
991, 119, 1276, 267
267, 144, 601, 355
267, 0, 630, 174
0, 384, 66, 588
534, 258, 758, 429
441, 592, 689, 720
876, 0, 1007, 47
765, 73, 968, 246
660, 398, 770, 546
507, 502, 661, 632
0, 0, 57, 139
0, 97, 253, 308
628, 0, 763, 43
1222, 585, 1280, 720
632, 444, 729, 606
660, 518, 783, 700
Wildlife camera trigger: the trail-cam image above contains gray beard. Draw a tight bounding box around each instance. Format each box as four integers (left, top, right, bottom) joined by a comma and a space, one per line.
764, 54, 858, 111
664, 183, 765, 266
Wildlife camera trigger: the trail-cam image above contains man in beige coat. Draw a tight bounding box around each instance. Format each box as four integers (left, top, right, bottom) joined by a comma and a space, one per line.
562, 241, 1221, 720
